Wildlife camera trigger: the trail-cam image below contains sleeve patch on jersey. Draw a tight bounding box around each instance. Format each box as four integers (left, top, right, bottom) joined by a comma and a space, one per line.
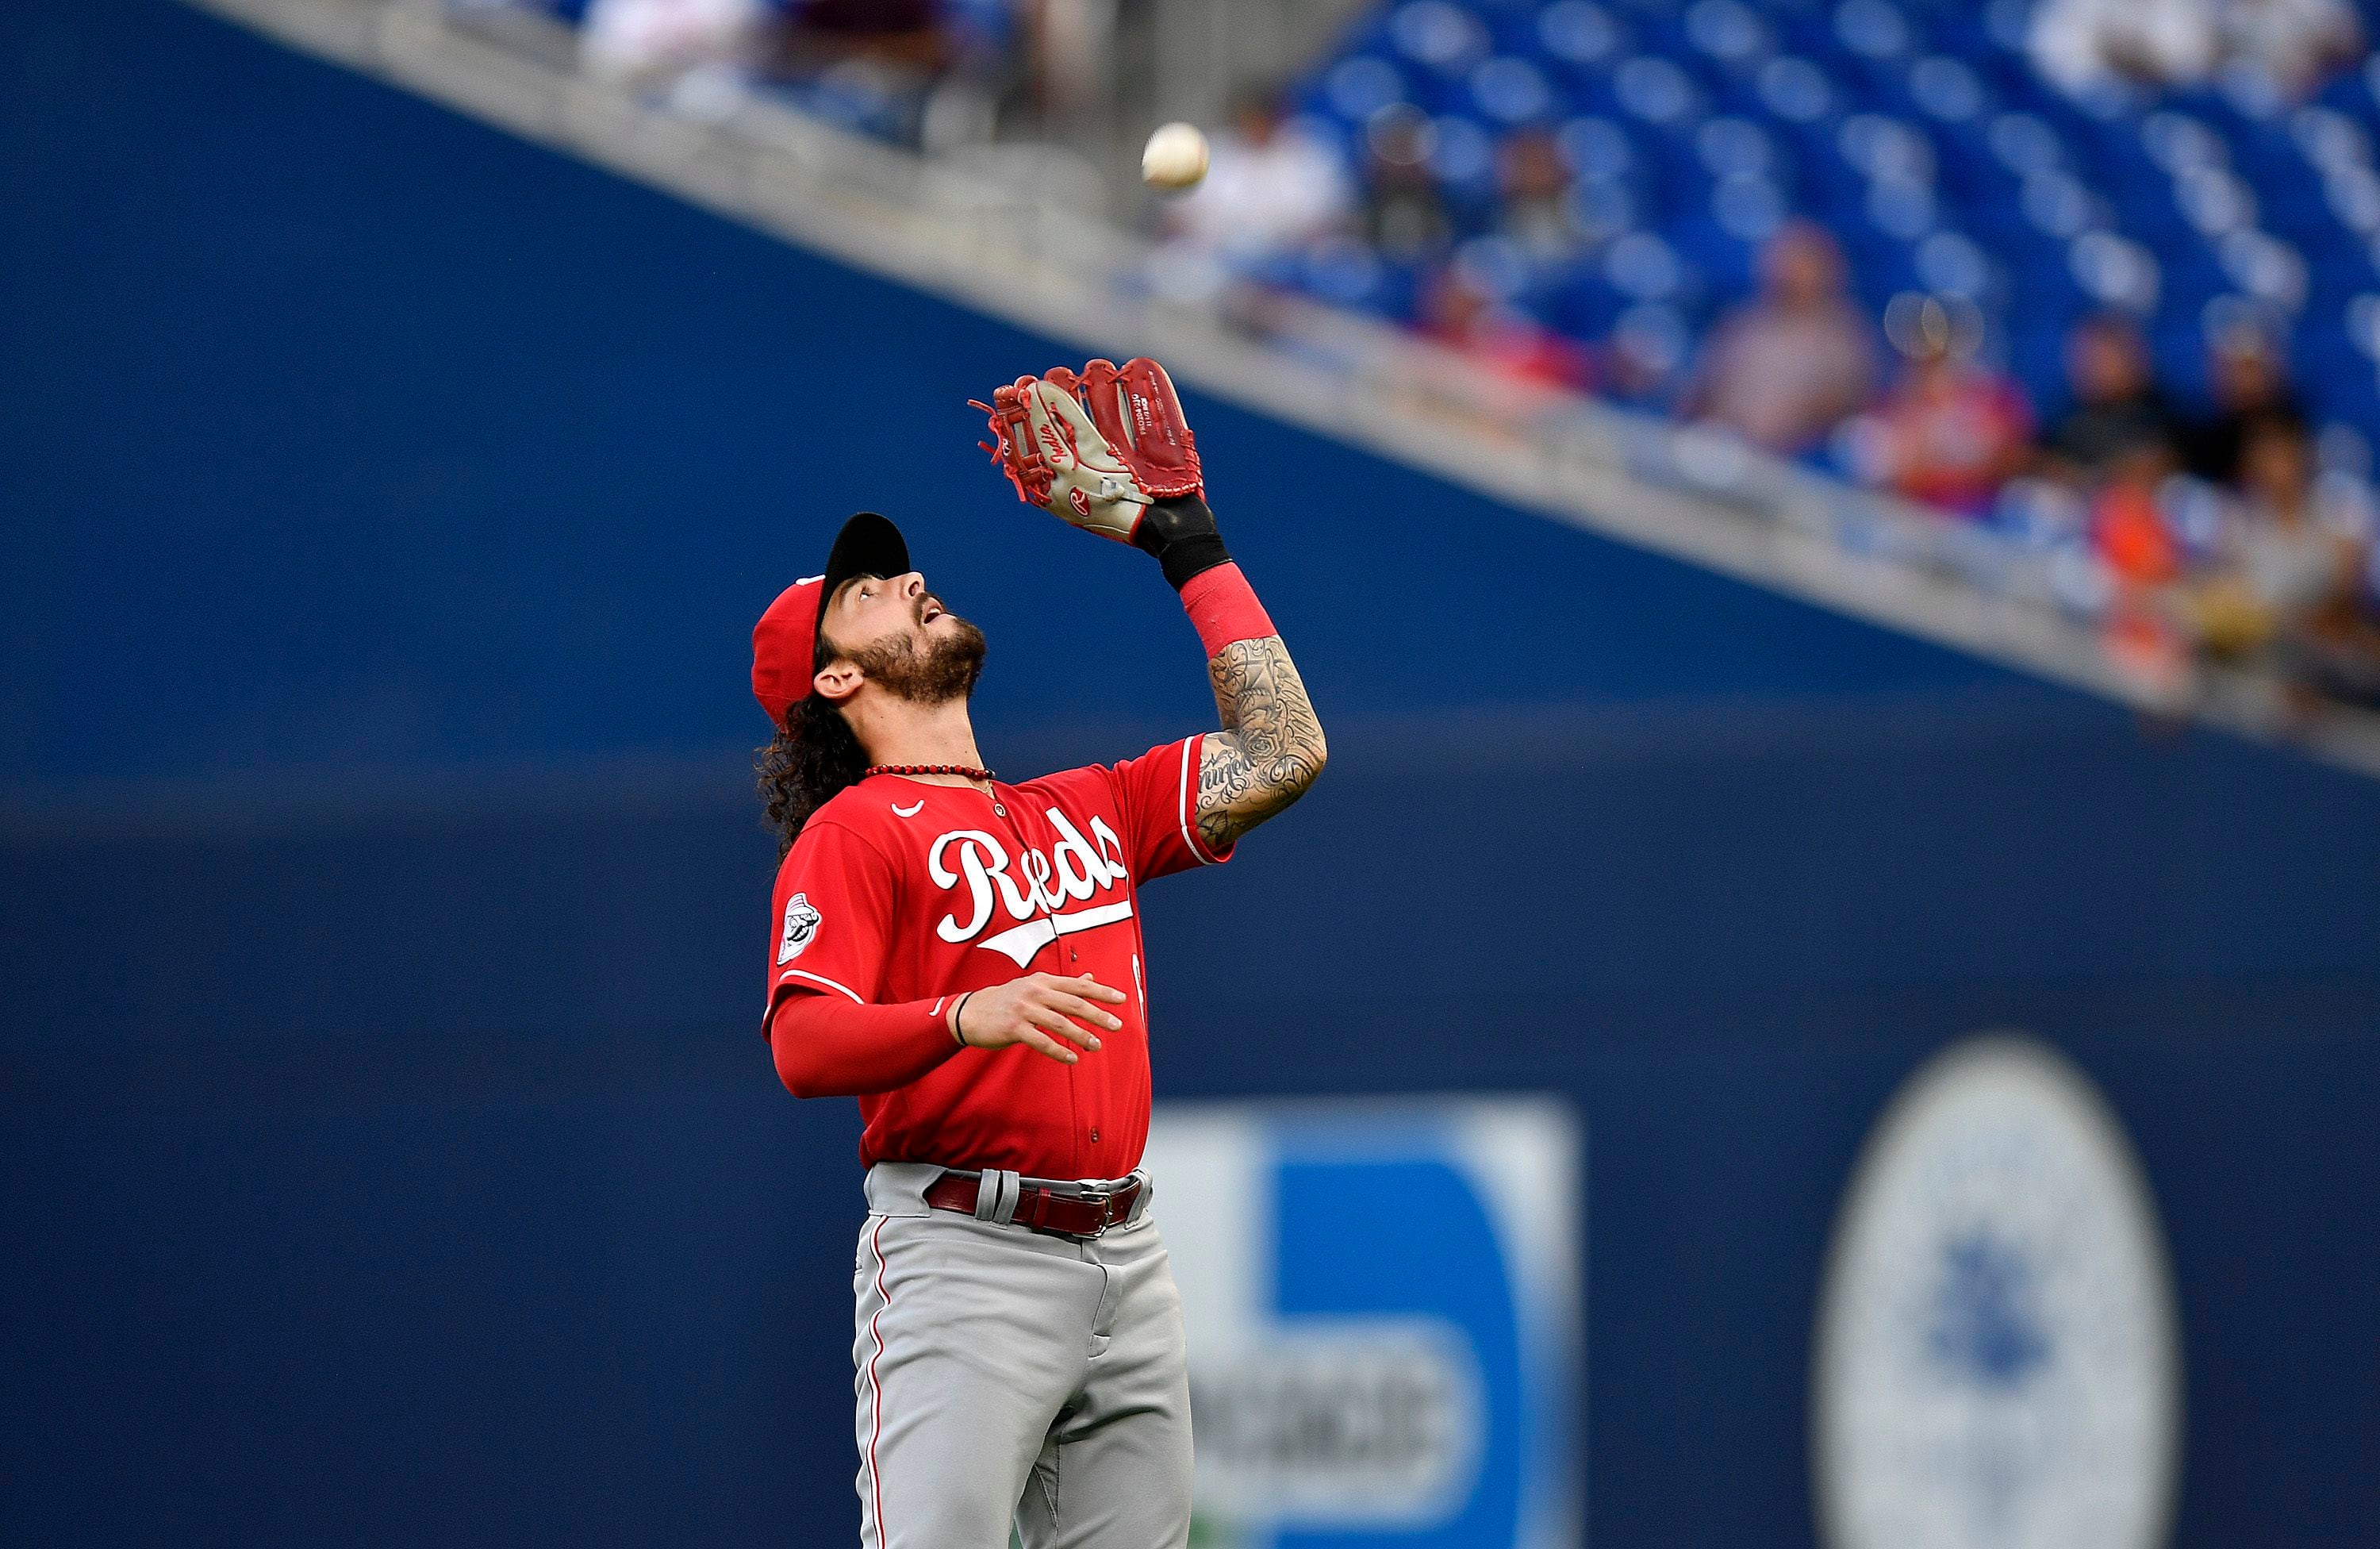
777, 892, 823, 964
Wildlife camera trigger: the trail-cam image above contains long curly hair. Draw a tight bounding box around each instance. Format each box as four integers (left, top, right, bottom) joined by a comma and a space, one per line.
755, 692, 869, 858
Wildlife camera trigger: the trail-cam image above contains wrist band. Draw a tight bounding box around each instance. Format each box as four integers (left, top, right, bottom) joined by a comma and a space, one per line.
1152, 531, 1230, 590
1134, 495, 1233, 590
1180, 563, 1277, 659
950, 991, 974, 1048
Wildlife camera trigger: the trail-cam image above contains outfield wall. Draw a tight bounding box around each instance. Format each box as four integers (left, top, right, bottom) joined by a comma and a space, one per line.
5, 6, 2377, 1547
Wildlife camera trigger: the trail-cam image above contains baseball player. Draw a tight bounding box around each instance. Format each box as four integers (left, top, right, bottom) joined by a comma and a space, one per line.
749, 357, 1325, 1549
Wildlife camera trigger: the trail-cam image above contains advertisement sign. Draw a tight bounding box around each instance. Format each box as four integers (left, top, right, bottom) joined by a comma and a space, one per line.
1813, 1035, 2182, 1549
1144, 1097, 1580, 1549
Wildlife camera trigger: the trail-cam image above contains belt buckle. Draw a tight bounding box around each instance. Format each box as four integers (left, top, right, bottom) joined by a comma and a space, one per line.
1070, 1187, 1114, 1239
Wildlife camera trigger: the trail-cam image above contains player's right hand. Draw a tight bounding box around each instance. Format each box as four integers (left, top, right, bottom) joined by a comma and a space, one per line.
950, 972, 1127, 1065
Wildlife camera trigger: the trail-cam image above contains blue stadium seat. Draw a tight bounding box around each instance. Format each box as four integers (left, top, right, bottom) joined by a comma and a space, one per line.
1237, 2, 2380, 445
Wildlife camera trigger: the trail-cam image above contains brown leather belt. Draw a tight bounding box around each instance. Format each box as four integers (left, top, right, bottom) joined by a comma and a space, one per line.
923, 1170, 1144, 1240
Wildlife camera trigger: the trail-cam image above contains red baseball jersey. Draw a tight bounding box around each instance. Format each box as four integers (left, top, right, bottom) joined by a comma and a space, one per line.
763, 736, 1229, 1179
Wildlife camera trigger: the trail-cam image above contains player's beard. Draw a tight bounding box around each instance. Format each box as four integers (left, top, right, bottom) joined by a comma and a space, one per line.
846, 613, 986, 706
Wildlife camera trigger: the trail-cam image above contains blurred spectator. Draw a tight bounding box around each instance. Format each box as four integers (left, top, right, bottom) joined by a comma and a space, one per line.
1497, 128, 1585, 263
2187, 419, 2378, 691
1420, 267, 1594, 391
582, 0, 761, 82
2088, 438, 2193, 694
2031, 0, 2360, 101
2093, 447, 2185, 585
756, 0, 1016, 148
2222, 0, 2363, 100
1851, 296, 2033, 517
2041, 314, 2184, 483
1360, 106, 1452, 263
1604, 304, 1694, 409
1164, 89, 1352, 263
2186, 325, 2307, 485
2029, 0, 2219, 98
782, 0, 947, 62
1030, 0, 1115, 120
1683, 222, 1876, 456
2056, 313, 2192, 663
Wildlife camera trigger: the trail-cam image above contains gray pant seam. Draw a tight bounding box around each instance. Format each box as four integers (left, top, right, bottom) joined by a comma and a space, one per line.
1033, 1443, 1061, 1538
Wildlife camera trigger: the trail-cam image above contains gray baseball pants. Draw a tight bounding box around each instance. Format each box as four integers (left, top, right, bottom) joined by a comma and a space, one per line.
850, 1163, 1193, 1549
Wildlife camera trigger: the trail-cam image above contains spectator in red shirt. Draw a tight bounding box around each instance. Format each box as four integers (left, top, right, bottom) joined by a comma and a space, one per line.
2092, 448, 2183, 586
1852, 296, 2034, 517
1419, 265, 1595, 392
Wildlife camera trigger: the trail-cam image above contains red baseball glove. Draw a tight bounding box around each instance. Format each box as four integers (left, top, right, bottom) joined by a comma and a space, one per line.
973, 357, 1203, 544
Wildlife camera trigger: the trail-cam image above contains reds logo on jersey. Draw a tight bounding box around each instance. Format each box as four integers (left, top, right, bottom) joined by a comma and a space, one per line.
927, 808, 1133, 967
777, 891, 822, 963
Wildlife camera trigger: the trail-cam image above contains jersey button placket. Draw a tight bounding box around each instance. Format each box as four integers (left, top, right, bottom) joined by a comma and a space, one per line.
994, 790, 1086, 1172
990, 786, 1067, 971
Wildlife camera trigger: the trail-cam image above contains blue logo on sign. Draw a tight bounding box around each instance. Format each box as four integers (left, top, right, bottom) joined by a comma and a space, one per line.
1927, 1232, 2051, 1391
1146, 1100, 1577, 1549
1272, 1155, 1525, 1549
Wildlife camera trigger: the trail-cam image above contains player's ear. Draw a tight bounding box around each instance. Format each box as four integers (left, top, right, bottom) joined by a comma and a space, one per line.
812, 658, 864, 703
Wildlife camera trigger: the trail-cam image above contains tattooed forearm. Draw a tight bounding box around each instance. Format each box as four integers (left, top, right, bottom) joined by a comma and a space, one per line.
1195, 636, 1327, 851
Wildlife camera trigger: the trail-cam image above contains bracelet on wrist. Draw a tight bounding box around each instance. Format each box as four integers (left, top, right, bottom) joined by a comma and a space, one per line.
949, 991, 974, 1048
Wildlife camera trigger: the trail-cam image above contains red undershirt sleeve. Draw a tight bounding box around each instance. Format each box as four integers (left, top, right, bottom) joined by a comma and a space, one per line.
769, 991, 962, 1099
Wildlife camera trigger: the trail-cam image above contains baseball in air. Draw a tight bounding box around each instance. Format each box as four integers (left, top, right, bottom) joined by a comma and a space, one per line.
1141, 123, 1210, 190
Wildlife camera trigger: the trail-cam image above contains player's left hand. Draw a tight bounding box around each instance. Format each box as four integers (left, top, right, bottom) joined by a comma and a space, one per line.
972, 357, 1203, 544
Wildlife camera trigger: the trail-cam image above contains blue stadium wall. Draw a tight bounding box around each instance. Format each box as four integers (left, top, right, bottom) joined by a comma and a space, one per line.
5, 4, 2377, 1545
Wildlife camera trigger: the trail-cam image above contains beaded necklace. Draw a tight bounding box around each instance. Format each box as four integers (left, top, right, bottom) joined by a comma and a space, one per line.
863, 763, 996, 783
